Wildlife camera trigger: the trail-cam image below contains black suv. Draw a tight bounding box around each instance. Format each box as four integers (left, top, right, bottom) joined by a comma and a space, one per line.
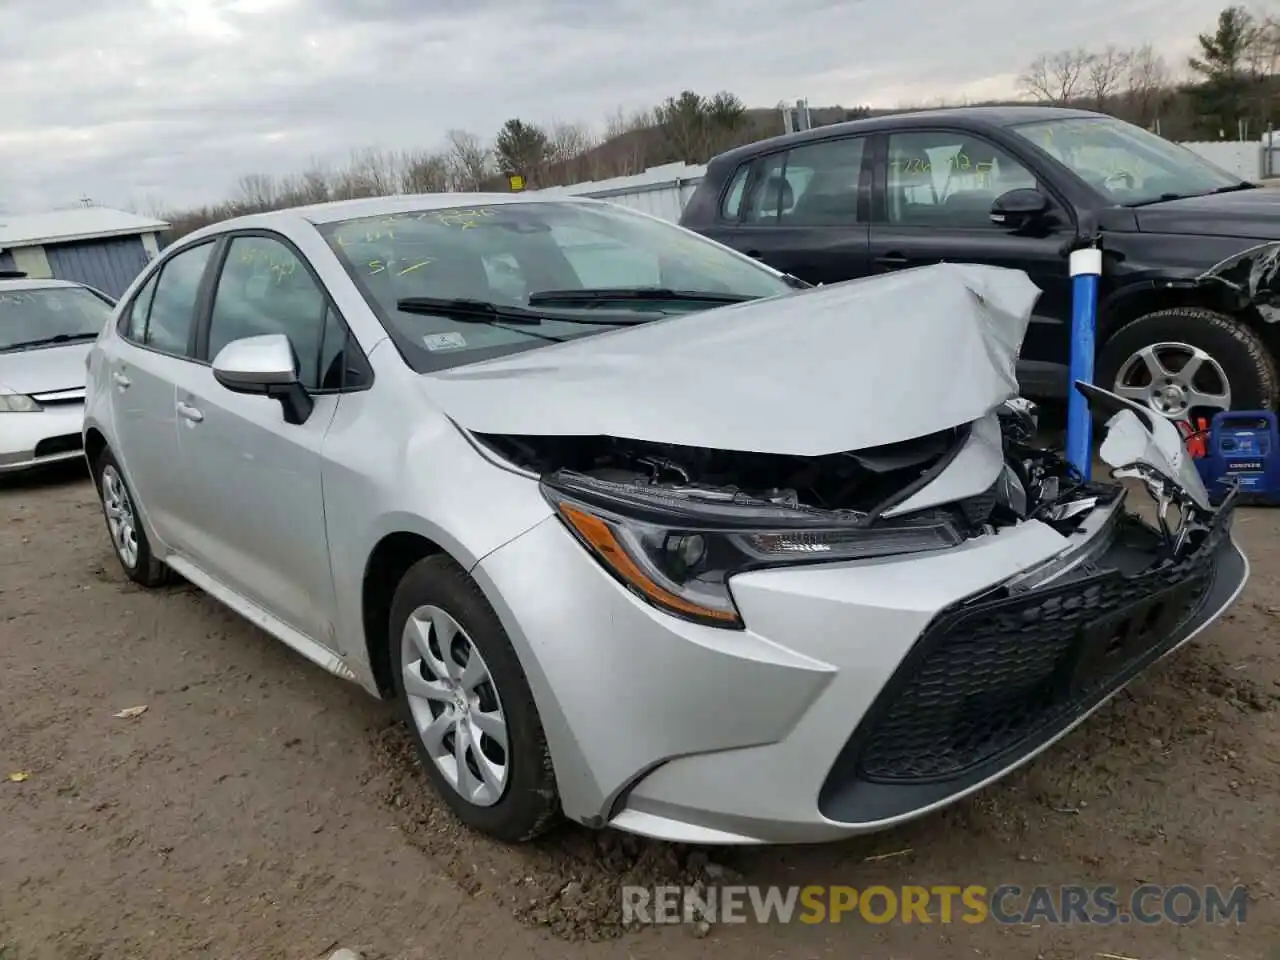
680, 106, 1280, 422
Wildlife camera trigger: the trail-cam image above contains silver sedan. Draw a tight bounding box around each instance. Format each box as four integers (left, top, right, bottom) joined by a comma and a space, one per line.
1, 277, 113, 473
82, 194, 1246, 845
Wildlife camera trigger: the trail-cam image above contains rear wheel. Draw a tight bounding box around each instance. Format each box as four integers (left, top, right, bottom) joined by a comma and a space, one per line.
1096, 307, 1278, 424
93, 448, 170, 587
389, 555, 560, 843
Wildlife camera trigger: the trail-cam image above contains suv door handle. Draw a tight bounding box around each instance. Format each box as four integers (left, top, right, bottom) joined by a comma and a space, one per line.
112, 371, 131, 389
176, 401, 204, 423
874, 253, 910, 267
745, 250, 765, 259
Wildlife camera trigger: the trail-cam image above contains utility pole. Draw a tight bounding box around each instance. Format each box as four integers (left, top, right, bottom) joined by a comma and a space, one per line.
780, 99, 813, 134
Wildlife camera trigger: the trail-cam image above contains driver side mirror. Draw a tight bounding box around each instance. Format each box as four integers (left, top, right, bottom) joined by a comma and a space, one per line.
990, 188, 1050, 231
211, 333, 315, 425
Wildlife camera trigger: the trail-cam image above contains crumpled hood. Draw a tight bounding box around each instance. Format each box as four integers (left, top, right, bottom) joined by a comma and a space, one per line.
0, 342, 91, 396
418, 263, 1041, 456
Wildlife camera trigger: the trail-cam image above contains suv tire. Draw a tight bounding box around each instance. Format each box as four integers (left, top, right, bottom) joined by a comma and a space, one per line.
1096, 306, 1278, 421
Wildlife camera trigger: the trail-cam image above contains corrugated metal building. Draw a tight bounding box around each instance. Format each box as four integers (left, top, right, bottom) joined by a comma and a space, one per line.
0, 207, 169, 299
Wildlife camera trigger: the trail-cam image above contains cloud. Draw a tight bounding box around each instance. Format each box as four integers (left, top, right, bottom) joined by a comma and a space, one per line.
0, 0, 1225, 213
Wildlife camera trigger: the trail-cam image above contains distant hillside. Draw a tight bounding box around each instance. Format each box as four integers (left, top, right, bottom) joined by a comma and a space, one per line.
478, 99, 1038, 191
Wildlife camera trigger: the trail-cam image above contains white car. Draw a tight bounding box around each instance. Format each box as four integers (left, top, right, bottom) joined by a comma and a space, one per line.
82, 195, 1246, 845
0, 275, 114, 473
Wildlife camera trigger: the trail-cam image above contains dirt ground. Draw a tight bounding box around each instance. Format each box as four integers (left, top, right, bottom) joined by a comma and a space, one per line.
2, 463, 1278, 960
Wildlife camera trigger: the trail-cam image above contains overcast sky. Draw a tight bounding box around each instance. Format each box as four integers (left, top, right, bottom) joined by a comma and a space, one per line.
0, 0, 1231, 214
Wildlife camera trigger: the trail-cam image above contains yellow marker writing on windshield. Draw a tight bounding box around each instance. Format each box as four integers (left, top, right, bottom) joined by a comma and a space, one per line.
397, 258, 435, 276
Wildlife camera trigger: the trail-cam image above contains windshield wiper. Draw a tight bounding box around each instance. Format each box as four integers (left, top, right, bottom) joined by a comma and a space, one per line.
1126, 192, 1188, 207
396, 296, 653, 327
526, 287, 757, 306
1127, 182, 1259, 208
2, 332, 99, 351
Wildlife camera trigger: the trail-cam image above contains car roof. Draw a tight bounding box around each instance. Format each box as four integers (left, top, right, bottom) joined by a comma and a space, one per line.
707, 104, 1106, 169
178, 192, 610, 245
0, 277, 89, 293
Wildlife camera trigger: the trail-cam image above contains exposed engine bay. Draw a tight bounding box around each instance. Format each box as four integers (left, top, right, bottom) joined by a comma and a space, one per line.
477, 398, 1120, 543
472, 394, 1229, 630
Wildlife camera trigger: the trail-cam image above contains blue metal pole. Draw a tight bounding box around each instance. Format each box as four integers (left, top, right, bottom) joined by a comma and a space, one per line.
1066, 246, 1102, 481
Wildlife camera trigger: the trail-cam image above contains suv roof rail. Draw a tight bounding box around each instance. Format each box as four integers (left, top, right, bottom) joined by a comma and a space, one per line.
0, 269, 29, 279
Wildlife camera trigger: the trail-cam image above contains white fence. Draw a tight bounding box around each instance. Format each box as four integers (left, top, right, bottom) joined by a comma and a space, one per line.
531, 162, 708, 222
532, 141, 1267, 224
1181, 141, 1262, 180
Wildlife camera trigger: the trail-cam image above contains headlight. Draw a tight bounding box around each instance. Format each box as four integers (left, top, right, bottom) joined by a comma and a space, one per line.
0, 394, 41, 412
541, 471, 963, 629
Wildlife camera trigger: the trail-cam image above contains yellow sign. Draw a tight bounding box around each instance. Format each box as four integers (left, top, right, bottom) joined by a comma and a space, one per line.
508, 174, 526, 192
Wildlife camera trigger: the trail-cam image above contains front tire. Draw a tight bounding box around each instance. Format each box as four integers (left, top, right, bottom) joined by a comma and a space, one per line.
93, 448, 170, 587
389, 555, 560, 843
1096, 307, 1278, 422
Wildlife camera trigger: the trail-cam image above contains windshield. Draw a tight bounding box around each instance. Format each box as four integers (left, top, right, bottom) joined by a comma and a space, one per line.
318, 200, 794, 372
1010, 115, 1245, 205
0, 286, 113, 352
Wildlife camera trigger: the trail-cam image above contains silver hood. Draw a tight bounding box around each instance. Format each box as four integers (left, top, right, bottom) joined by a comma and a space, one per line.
0, 341, 91, 396
419, 263, 1041, 456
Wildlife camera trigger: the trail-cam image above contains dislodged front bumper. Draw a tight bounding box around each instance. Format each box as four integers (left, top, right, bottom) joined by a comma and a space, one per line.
479, 479, 1247, 845
818, 488, 1244, 826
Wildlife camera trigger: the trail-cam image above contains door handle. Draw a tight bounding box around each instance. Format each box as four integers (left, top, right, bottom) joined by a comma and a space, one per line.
112, 371, 131, 389
874, 253, 911, 267
176, 401, 204, 423
745, 250, 765, 260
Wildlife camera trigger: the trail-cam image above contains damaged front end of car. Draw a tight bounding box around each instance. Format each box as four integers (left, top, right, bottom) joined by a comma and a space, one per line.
472, 382, 1241, 635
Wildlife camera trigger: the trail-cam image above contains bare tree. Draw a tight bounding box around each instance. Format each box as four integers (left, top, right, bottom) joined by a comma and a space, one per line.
291, 166, 335, 205
1019, 49, 1093, 103
400, 150, 451, 193
1124, 43, 1172, 126
1087, 46, 1133, 110
546, 121, 594, 164
444, 129, 491, 191
330, 148, 400, 199
235, 173, 280, 210
599, 106, 654, 176
540, 121, 597, 185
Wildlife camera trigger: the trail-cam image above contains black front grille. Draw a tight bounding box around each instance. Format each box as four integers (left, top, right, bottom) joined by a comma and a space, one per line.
842, 501, 1232, 786
34, 434, 83, 458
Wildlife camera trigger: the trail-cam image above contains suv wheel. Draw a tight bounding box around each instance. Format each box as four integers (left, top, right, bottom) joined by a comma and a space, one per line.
1096, 306, 1278, 422
93, 449, 170, 587
389, 555, 560, 843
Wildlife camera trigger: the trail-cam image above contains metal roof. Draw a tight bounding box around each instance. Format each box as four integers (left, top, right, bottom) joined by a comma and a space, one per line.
0, 207, 169, 249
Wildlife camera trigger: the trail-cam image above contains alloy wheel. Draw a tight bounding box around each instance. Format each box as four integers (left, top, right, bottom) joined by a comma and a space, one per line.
400, 604, 509, 807
1113, 341, 1232, 422
100, 465, 139, 570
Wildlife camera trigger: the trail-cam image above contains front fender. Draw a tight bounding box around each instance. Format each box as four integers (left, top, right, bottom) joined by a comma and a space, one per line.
1196, 240, 1280, 313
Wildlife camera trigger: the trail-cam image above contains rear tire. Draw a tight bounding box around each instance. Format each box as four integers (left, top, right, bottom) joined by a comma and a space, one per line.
389, 554, 560, 843
1095, 307, 1278, 422
93, 448, 170, 588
